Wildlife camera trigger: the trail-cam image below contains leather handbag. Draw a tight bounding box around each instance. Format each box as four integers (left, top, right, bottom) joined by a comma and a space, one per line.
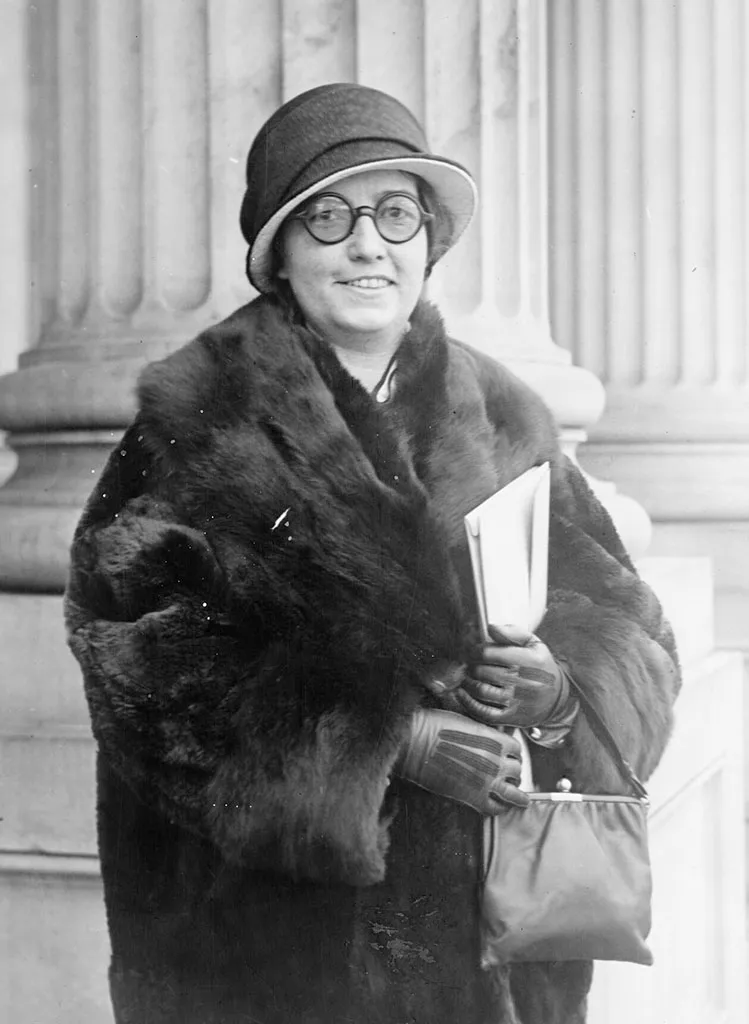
480, 680, 654, 967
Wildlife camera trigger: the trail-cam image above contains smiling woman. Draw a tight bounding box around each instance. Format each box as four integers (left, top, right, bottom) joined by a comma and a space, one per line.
64, 82, 680, 1024
276, 170, 429, 372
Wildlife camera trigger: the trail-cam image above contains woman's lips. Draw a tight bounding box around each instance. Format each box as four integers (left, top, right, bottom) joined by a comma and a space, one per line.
340, 276, 393, 290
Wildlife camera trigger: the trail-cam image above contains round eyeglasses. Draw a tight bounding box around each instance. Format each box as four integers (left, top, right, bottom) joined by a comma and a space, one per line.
290, 191, 433, 245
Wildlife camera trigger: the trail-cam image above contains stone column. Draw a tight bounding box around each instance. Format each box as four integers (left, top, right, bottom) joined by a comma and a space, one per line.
547, 0, 749, 641
0, 0, 652, 590
0, 6, 277, 1018
549, 0, 748, 517
0, 0, 281, 590
547, 0, 749, 882
424, 0, 651, 554
429, 0, 603, 408
0, 0, 28, 488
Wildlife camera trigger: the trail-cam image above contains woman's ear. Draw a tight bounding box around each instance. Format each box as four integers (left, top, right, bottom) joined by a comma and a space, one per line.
275, 241, 289, 281
272, 225, 289, 281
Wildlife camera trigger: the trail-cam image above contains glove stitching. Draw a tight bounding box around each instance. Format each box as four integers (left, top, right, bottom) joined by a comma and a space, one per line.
438, 730, 510, 757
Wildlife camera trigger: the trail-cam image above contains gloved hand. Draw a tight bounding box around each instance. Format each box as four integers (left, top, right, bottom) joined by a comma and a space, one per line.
395, 708, 529, 813
456, 624, 574, 729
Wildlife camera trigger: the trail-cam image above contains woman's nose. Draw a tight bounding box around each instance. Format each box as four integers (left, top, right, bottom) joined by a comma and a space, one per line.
346, 213, 386, 259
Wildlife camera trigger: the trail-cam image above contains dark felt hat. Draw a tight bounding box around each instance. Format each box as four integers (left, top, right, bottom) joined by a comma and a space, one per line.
240, 83, 477, 293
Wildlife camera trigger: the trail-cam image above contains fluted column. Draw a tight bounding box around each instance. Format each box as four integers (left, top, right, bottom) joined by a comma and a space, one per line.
424, 0, 649, 552
0, 0, 264, 589
0, 0, 655, 594
548, 0, 749, 522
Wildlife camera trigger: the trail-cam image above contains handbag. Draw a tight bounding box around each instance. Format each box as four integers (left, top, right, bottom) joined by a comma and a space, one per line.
480, 679, 654, 967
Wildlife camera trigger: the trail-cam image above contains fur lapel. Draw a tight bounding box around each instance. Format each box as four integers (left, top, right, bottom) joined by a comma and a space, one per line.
135, 294, 559, 549
134, 296, 474, 663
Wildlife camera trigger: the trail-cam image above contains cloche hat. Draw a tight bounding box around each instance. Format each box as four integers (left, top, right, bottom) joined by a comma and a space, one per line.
240, 83, 478, 294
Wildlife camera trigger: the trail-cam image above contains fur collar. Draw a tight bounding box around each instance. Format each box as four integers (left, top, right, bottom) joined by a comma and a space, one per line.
134, 294, 470, 646
136, 294, 558, 541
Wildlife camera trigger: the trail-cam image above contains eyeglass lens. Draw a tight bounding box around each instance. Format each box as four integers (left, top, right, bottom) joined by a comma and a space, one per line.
299, 193, 424, 244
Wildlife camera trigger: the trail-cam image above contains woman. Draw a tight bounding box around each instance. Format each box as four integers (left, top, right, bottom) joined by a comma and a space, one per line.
65, 83, 680, 1024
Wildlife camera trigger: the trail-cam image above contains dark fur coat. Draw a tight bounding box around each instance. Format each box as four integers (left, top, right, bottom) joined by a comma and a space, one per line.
65, 296, 680, 1024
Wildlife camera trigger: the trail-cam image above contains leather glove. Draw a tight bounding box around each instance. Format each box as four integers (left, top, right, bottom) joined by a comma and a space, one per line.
395, 708, 529, 813
456, 624, 576, 729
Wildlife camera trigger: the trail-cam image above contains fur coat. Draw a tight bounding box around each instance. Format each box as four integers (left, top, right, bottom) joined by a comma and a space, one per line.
65, 295, 680, 1024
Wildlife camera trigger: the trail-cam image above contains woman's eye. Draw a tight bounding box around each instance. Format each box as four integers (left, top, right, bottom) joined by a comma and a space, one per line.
382, 204, 406, 220
307, 202, 347, 224
380, 199, 418, 222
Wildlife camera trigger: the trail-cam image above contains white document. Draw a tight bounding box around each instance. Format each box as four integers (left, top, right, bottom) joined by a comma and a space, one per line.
464, 463, 550, 642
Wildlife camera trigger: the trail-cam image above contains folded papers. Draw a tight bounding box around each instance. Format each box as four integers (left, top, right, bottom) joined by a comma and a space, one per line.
464, 463, 550, 641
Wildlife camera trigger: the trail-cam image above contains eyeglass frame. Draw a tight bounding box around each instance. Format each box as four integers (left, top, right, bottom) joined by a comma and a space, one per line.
288, 191, 434, 246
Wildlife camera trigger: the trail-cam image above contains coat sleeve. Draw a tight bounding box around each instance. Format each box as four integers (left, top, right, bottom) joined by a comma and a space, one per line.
532, 459, 681, 792
64, 425, 414, 888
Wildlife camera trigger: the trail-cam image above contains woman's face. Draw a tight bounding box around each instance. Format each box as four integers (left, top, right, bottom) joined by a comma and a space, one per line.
277, 169, 428, 352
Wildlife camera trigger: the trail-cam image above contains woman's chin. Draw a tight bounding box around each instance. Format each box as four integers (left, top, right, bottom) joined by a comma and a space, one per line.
336, 309, 401, 338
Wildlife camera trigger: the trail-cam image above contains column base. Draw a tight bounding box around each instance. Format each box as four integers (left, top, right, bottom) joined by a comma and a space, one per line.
0, 430, 120, 591
0, 348, 152, 589
0, 592, 96, 853
581, 440, 749, 521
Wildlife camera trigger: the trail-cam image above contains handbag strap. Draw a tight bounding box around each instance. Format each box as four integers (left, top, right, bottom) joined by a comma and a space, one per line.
562, 669, 649, 801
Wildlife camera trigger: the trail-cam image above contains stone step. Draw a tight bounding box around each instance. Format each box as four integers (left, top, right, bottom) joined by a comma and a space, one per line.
0, 726, 97, 855
0, 857, 112, 1024
649, 521, 749, 655
589, 649, 747, 1023
0, 593, 88, 729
